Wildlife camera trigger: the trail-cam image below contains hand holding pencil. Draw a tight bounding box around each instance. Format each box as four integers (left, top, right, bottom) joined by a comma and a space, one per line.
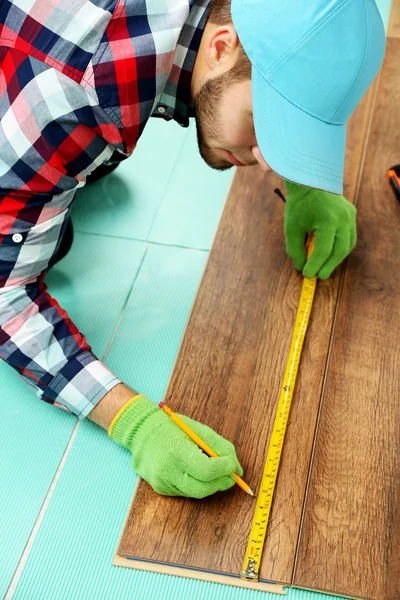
159, 402, 253, 496
108, 394, 250, 499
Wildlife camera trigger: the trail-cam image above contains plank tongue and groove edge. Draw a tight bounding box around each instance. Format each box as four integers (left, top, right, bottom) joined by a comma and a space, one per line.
293, 35, 400, 600
112, 47, 382, 598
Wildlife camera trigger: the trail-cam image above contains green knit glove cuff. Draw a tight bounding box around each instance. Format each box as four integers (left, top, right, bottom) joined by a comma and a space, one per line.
108, 395, 154, 448
108, 395, 243, 499
284, 180, 357, 279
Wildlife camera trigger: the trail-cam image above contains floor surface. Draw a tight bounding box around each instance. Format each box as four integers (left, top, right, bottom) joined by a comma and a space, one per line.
1, 2, 393, 597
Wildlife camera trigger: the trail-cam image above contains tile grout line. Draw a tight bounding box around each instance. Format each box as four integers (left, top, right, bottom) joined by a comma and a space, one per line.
5, 420, 81, 599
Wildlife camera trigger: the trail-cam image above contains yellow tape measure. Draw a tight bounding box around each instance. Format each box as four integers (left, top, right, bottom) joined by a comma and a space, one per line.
241, 233, 317, 581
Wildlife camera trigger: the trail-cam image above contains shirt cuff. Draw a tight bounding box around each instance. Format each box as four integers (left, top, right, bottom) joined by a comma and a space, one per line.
41, 350, 121, 420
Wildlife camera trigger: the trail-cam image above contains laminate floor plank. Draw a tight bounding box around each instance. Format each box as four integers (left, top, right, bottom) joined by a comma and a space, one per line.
115, 89, 379, 591
114, 35, 383, 595
293, 37, 400, 600
116, 166, 341, 587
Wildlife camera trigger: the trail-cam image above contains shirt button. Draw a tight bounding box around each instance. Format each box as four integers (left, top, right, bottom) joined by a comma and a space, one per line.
158, 106, 166, 114
12, 233, 23, 243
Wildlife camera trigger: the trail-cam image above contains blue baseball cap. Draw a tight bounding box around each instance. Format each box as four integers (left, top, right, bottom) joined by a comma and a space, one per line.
231, 0, 386, 194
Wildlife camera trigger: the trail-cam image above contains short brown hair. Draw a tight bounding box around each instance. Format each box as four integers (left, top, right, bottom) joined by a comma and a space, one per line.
207, 0, 252, 80
208, 0, 233, 24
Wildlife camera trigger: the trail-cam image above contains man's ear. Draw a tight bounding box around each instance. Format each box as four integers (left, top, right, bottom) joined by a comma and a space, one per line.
204, 24, 240, 72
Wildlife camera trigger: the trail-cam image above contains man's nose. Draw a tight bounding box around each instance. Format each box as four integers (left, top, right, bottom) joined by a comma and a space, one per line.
251, 146, 272, 173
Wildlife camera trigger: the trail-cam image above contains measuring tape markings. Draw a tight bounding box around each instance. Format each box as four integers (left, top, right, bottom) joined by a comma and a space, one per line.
241, 238, 317, 581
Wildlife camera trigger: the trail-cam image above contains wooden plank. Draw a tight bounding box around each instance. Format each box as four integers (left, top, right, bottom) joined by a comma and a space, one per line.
116, 165, 328, 587
114, 53, 380, 592
294, 37, 400, 600
113, 553, 285, 594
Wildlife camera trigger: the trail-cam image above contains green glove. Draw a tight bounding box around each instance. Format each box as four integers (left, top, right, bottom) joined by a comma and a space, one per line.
284, 181, 357, 280
108, 395, 243, 498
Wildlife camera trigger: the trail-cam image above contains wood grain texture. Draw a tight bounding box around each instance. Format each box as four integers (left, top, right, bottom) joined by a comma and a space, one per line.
116, 83, 378, 589
294, 37, 400, 600
117, 166, 332, 585
115, 33, 385, 595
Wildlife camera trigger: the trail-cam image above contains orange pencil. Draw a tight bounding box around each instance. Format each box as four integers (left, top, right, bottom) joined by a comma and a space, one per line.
159, 402, 254, 496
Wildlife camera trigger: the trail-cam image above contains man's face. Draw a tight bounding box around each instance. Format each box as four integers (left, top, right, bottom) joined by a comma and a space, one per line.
193, 73, 271, 173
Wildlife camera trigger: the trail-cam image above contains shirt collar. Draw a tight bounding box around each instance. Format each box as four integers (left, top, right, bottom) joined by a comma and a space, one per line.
153, 0, 212, 127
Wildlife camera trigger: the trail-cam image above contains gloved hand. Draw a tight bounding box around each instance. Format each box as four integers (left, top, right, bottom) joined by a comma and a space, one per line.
284, 181, 357, 279
108, 395, 243, 498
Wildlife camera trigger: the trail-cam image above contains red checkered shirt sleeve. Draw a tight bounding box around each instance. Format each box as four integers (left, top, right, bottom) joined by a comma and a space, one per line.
0, 47, 125, 418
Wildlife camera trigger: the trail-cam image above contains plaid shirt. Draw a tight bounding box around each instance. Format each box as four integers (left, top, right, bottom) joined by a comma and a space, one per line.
0, 0, 210, 418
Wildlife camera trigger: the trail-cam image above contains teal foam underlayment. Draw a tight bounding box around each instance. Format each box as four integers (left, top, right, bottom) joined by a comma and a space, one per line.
4, 0, 392, 595
45, 234, 147, 359
11, 417, 342, 600
148, 124, 233, 250
8, 244, 350, 600
0, 362, 74, 596
7, 218, 352, 600
0, 233, 146, 597
104, 244, 208, 402
71, 118, 189, 240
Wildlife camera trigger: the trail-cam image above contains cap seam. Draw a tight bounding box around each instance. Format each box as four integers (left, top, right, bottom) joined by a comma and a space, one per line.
252, 63, 346, 128
329, 0, 368, 122
253, 0, 352, 82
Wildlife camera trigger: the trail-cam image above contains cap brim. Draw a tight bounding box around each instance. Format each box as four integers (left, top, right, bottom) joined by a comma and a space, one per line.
252, 66, 346, 195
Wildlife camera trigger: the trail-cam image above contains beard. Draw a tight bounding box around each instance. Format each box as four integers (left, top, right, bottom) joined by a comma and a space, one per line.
192, 70, 236, 171
192, 48, 252, 170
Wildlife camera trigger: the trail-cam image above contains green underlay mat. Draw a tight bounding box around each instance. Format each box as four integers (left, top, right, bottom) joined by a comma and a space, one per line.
0, 233, 146, 597
4, 177, 352, 600
2, 2, 393, 594
5, 240, 352, 600
148, 125, 233, 250
71, 119, 189, 241
0, 363, 74, 597
105, 243, 208, 401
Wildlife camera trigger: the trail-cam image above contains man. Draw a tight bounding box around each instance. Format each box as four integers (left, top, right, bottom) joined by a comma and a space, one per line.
0, 0, 385, 498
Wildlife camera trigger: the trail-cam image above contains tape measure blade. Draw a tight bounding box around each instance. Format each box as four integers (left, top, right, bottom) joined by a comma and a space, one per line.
241, 275, 317, 581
